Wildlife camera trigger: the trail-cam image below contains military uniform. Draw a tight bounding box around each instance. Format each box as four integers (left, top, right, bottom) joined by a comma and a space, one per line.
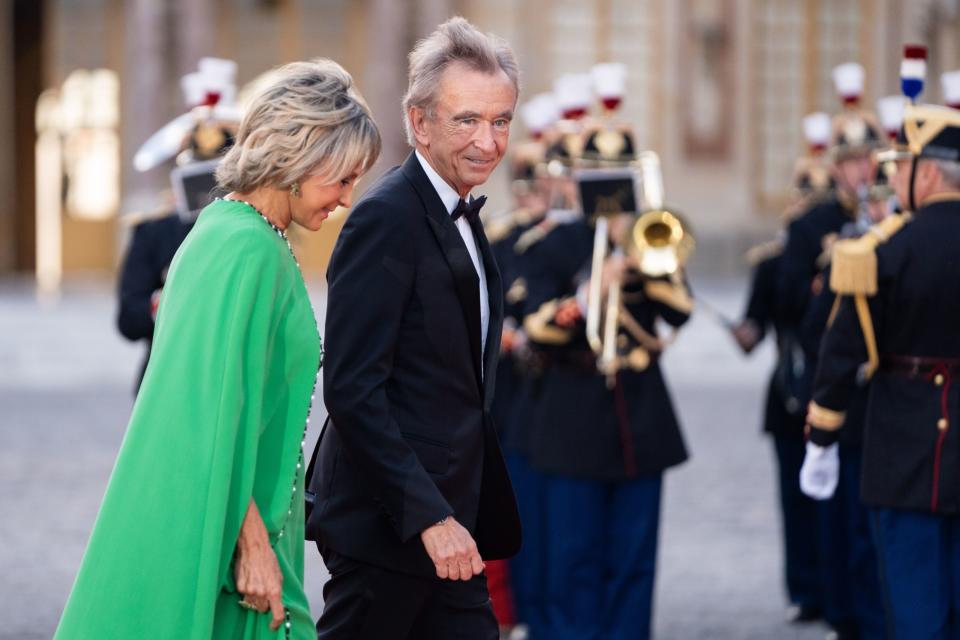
802, 237, 887, 640
739, 241, 824, 616
522, 216, 689, 640
118, 57, 239, 394
116, 212, 193, 392
806, 103, 960, 638
788, 77, 889, 637
484, 207, 546, 633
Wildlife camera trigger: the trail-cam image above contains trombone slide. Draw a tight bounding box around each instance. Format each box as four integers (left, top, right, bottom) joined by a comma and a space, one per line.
586, 217, 608, 354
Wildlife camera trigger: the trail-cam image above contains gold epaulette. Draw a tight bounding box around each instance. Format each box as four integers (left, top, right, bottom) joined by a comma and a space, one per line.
514, 219, 558, 254
743, 238, 785, 267
807, 401, 846, 431
827, 213, 912, 381
829, 213, 912, 296
505, 277, 528, 304
484, 214, 518, 244
523, 298, 574, 345
644, 280, 694, 315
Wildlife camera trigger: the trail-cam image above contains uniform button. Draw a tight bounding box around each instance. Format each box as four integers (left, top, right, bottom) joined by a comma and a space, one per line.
938, 418, 949, 431
935, 374, 945, 386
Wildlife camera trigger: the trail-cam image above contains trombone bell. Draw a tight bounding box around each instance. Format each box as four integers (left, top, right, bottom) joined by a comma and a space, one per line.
626, 209, 694, 277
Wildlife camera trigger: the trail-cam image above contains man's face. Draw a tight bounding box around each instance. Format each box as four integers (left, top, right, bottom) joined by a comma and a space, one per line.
892, 158, 912, 209
411, 62, 517, 196
833, 154, 873, 197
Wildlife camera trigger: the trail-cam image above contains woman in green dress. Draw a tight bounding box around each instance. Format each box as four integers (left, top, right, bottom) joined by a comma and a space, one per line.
54, 58, 380, 640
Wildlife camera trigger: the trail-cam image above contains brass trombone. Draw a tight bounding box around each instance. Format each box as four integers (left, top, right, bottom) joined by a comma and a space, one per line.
584, 151, 695, 378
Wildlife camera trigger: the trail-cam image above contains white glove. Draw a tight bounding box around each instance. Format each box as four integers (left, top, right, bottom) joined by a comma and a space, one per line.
799, 441, 839, 500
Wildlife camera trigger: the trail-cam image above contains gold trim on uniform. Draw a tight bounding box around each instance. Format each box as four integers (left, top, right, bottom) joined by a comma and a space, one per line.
744, 238, 784, 267
514, 220, 557, 254
807, 401, 846, 431
506, 278, 528, 304
828, 213, 912, 380
904, 105, 960, 155
484, 215, 517, 244
643, 280, 694, 314
524, 298, 575, 345
920, 192, 960, 206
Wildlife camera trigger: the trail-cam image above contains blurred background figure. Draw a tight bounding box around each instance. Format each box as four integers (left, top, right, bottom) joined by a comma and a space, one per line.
731, 107, 837, 631
482, 90, 558, 640
116, 57, 239, 393
519, 62, 694, 640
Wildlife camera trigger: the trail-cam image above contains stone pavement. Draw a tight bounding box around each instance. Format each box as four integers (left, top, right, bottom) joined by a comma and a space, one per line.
0, 276, 829, 639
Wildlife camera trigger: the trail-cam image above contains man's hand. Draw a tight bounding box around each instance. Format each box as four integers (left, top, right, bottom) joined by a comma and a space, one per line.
500, 326, 519, 354
420, 516, 484, 581
731, 319, 761, 354
600, 254, 632, 293
799, 441, 840, 500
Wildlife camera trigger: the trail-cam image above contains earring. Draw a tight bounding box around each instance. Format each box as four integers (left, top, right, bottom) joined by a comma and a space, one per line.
290, 182, 301, 198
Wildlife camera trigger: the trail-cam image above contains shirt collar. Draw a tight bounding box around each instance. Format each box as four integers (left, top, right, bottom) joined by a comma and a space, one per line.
415, 150, 469, 217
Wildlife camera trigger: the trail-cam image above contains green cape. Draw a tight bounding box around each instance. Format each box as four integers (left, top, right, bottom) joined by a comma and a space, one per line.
55, 200, 321, 639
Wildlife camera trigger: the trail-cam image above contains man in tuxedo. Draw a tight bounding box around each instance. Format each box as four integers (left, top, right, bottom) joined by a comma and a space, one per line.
308, 17, 521, 639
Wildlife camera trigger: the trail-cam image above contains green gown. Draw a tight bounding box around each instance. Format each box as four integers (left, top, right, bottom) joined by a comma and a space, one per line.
55, 199, 321, 639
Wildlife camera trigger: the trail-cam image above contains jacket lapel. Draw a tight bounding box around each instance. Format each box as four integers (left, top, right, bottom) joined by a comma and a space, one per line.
471, 216, 504, 406
401, 154, 484, 389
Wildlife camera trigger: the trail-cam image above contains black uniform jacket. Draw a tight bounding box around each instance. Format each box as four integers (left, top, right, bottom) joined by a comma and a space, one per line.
810, 197, 960, 513
308, 153, 521, 577
521, 219, 689, 480
116, 213, 192, 391
488, 219, 534, 448
778, 197, 855, 332
802, 263, 868, 447
742, 251, 806, 438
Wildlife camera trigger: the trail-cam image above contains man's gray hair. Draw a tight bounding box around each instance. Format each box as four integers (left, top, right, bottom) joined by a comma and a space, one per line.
402, 16, 520, 146
933, 159, 960, 189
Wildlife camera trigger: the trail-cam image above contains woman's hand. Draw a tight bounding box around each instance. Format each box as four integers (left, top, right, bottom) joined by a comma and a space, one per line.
235, 499, 285, 631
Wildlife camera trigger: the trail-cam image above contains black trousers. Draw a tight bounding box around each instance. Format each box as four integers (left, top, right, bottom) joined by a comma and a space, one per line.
773, 435, 822, 609
316, 548, 499, 640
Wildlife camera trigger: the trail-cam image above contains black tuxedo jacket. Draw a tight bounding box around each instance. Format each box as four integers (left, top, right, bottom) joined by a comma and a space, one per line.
307, 152, 521, 577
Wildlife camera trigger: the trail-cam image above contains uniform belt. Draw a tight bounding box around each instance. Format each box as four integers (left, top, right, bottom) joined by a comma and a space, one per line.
880, 354, 960, 378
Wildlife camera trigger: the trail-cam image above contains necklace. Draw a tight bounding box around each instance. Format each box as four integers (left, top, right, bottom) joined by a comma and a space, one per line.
216, 196, 320, 640
218, 197, 300, 268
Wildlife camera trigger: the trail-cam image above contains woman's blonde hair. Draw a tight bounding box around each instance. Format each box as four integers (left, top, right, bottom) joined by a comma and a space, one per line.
216, 59, 381, 193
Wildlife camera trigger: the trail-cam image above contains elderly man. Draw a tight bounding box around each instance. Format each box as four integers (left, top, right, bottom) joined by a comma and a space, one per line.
307, 17, 521, 640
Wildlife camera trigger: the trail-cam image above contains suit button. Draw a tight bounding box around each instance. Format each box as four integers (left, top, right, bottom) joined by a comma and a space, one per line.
938, 418, 949, 431
935, 374, 945, 386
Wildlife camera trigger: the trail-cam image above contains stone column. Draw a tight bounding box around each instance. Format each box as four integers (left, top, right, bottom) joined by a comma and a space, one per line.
416, 0, 453, 38
175, 0, 216, 76
364, 0, 411, 170
122, 0, 176, 213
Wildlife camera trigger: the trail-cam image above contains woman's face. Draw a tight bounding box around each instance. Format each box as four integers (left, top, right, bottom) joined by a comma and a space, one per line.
290, 169, 362, 231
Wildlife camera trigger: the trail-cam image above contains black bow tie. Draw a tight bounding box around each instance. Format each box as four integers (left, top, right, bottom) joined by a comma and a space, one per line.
451, 196, 487, 223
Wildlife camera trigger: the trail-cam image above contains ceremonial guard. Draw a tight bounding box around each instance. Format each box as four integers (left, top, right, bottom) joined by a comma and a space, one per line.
801, 98, 960, 638
482, 93, 559, 638
778, 62, 882, 343
521, 65, 691, 640
116, 57, 239, 392
732, 110, 836, 626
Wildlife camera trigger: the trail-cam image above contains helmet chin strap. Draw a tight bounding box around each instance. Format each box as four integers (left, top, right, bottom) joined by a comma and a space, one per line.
908, 156, 919, 213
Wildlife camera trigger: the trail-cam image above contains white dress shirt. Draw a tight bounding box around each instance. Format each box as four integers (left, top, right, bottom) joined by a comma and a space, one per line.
415, 151, 490, 367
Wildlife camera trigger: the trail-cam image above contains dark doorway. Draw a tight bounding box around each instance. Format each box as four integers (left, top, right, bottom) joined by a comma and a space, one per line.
13, 0, 45, 272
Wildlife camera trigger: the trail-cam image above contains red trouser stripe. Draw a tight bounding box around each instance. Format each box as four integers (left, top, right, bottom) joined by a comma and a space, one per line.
614, 372, 638, 477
